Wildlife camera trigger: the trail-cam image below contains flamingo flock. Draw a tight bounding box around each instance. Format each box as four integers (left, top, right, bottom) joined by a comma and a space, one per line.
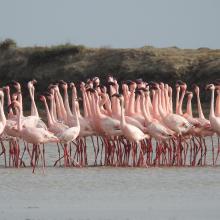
0, 77, 219, 171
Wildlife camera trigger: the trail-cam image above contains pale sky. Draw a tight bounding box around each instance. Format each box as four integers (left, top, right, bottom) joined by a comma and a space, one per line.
0, 0, 219, 48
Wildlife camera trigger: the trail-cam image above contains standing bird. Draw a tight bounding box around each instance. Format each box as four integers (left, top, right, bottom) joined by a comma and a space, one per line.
9, 100, 59, 172
112, 94, 149, 166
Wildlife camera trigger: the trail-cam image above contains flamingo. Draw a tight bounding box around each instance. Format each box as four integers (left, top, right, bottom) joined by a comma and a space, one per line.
206, 84, 220, 135
215, 85, 220, 117
0, 90, 6, 135
9, 100, 59, 171
0, 77, 218, 169
151, 83, 192, 135
0, 90, 7, 166
112, 93, 149, 166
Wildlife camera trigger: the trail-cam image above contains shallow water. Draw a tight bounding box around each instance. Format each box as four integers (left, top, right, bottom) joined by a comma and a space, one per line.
0, 138, 220, 220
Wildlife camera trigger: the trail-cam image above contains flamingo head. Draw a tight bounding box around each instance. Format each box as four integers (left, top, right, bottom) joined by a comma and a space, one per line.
175, 83, 180, 92
80, 81, 85, 87
176, 80, 185, 85
168, 86, 172, 96
124, 80, 136, 91
108, 81, 116, 86
59, 80, 68, 90
177, 80, 187, 90
86, 88, 96, 93
111, 93, 124, 103
129, 81, 137, 91
148, 81, 158, 90
186, 91, 193, 99
3, 86, 9, 93
32, 79, 37, 84
136, 88, 146, 97
136, 78, 144, 88
134, 89, 142, 97
11, 80, 21, 91
205, 84, 215, 90
86, 79, 93, 88
79, 82, 86, 92
8, 100, 21, 111
111, 93, 122, 98
53, 84, 60, 93
11, 92, 19, 101
45, 90, 53, 98
107, 75, 114, 82
27, 79, 37, 89
135, 78, 143, 84
139, 87, 148, 91
159, 82, 164, 90
164, 84, 169, 90
39, 95, 46, 102
122, 83, 129, 93
192, 84, 199, 94
48, 84, 57, 92
93, 77, 100, 85
69, 82, 76, 90
98, 85, 106, 93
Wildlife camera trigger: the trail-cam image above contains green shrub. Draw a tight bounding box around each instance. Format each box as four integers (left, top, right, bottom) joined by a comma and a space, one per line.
28, 44, 85, 65
0, 38, 17, 50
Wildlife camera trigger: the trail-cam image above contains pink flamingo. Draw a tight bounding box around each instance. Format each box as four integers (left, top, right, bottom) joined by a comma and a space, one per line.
0, 90, 7, 166
112, 94, 149, 166
9, 100, 59, 172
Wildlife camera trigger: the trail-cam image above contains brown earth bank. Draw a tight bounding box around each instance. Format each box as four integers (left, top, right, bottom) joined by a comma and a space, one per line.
0, 39, 219, 110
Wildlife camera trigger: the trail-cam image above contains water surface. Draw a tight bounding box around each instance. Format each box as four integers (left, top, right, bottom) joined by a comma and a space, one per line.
0, 140, 219, 220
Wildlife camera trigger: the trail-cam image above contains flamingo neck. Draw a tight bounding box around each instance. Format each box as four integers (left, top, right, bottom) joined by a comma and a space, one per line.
152, 91, 159, 118
178, 89, 186, 115
210, 89, 215, 118
50, 96, 56, 123
54, 92, 63, 121
215, 92, 220, 116
115, 87, 121, 116
141, 96, 151, 124
123, 89, 129, 114
29, 86, 39, 117
186, 97, 193, 117
104, 94, 112, 116
81, 91, 88, 118
164, 87, 170, 113
95, 95, 104, 120
176, 89, 180, 113
43, 99, 53, 127
196, 91, 205, 119
63, 88, 73, 118
6, 89, 13, 117
135, 96, 141, 114
0, 95, 6, 128
168, 89, 173, 114
161, 88, 166, 111
87, 92, 93, 117
120, 99, 126, 128
72, 98, 79, 127
16, 104, 22, 132
147, 92, 153, 115
157, 89, 166, 118
128, 91, 135, 115
17, 90, 23, 116
90, 94, 97, 117
56, 89, 67, 122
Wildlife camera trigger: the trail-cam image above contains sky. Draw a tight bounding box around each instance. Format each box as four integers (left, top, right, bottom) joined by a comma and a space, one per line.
0, 0, 219, 49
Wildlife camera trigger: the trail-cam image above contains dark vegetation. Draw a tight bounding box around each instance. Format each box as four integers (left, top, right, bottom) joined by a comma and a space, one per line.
0, 38, 219, 112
